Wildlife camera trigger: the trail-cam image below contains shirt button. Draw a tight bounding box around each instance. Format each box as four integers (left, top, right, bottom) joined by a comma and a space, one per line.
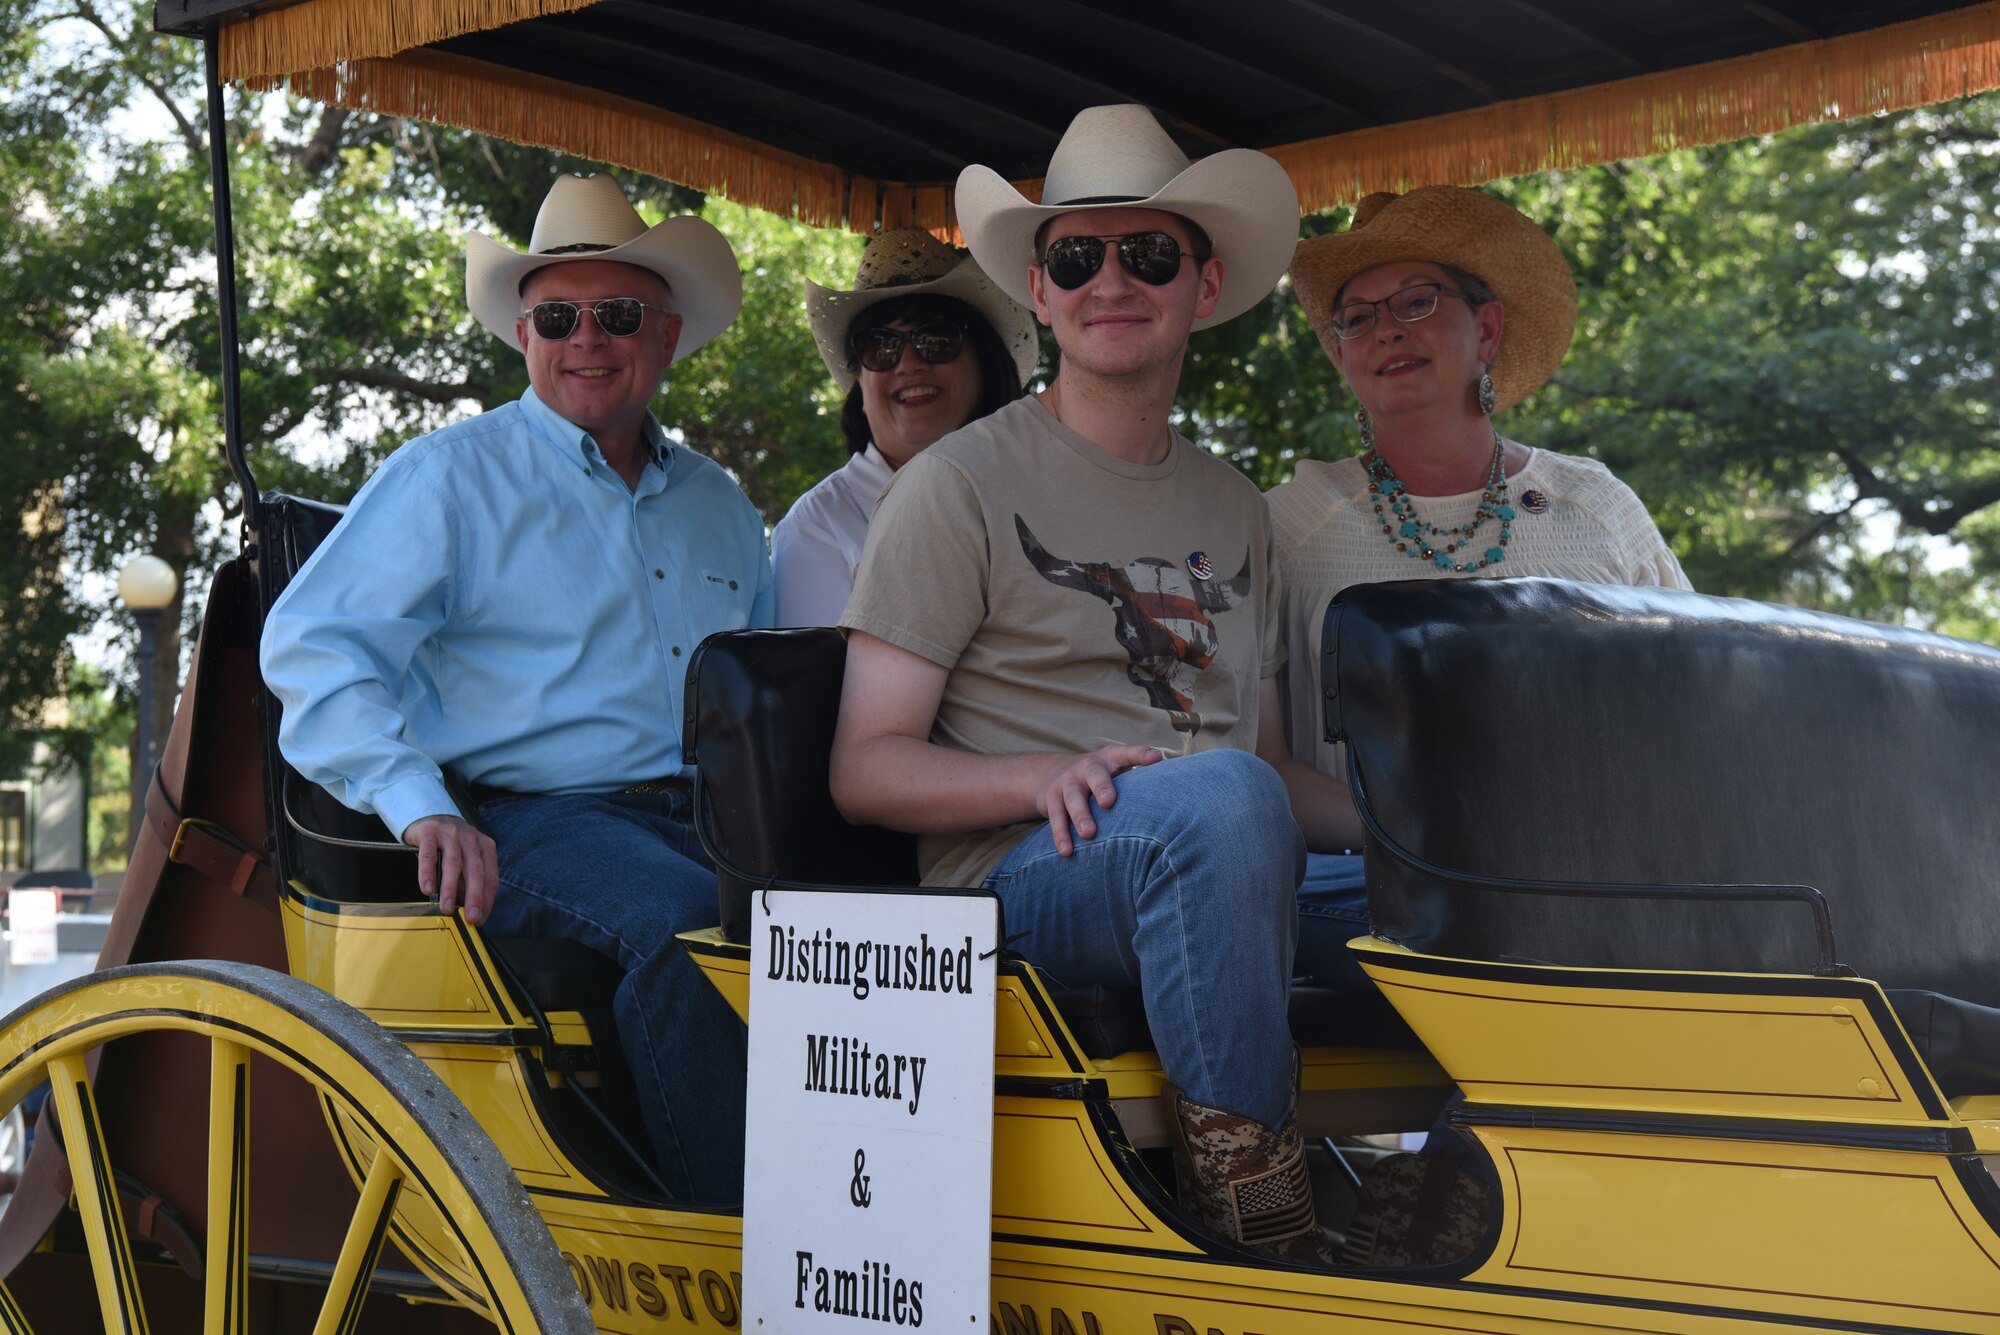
672, 645, 682, 656
654, 569, 665, 579
728, 579, 738, 590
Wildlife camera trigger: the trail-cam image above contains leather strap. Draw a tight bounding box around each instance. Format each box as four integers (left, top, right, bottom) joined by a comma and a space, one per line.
142, 768, 273, 898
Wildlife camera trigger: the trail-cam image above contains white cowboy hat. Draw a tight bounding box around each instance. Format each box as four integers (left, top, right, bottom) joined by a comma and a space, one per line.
465, 173, 743, 362
954, 104, 1300, 330
804, 228, 1039, 392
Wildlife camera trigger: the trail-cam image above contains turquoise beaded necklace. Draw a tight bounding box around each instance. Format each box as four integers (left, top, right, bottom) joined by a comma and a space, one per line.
1364, 426, 1515, 572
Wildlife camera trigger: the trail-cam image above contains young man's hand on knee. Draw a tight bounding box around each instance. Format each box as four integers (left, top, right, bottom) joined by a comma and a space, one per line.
1034, 744, 1163, 855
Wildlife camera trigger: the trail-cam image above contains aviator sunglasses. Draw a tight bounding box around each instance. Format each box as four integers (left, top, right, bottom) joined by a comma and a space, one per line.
1038, 231, 1202, 291
850, 321, 967, 373
521, 297, 672, 341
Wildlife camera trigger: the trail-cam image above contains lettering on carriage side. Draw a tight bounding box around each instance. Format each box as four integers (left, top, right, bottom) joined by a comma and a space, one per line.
631, 1263, 667, 1319
996, 1301, 1103, 1335
561, 1254, 744, 1327
658, 1264, 700, 1321
586, 1254, 630, 1313
1152, 1317, 1268, 1335
700, 1268, 741, 1327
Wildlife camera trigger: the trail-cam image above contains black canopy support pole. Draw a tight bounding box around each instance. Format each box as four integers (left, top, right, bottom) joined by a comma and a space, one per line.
204, 28, 259, 539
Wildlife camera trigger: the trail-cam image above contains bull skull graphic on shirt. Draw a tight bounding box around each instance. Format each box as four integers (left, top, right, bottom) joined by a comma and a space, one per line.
1015, 515, 1252, 737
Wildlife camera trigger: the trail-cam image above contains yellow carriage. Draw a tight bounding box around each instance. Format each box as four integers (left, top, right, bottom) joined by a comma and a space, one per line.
5, 3, 2000, 1331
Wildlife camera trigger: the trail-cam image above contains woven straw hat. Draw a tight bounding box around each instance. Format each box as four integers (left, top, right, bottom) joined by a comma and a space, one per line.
1289, 187, 1576, 413
804, 229, 1039, 392
465, 173, 742, 362
955, 104, 1299, 330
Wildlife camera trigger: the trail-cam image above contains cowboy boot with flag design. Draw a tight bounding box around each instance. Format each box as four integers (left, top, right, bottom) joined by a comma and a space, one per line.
1160, 1080, 1337, 1266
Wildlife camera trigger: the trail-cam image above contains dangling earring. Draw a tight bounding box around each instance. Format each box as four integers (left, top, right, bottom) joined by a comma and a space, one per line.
1477, 369, 1497, 416
1354, 406, 1374, 452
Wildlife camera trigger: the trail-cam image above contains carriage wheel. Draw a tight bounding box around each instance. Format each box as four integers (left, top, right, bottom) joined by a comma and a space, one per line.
0, 961, 592, 1335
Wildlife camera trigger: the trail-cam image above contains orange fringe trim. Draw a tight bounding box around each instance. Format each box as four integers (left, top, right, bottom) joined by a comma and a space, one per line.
1276, 2, 2000, 206
220, 0, 604, 82
229, 1, 2000, 232
280, 51, 854, 229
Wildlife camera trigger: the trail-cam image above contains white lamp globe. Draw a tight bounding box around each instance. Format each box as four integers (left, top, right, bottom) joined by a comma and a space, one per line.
116, 554, 178, 612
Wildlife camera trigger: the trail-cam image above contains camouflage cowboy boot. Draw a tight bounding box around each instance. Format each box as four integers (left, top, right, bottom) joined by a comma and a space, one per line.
1160, 1081, 1337, 1266
1340, 1151, 1488, 1268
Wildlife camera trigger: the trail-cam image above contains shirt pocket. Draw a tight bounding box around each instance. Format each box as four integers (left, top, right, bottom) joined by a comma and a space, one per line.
699, 568, 753, 632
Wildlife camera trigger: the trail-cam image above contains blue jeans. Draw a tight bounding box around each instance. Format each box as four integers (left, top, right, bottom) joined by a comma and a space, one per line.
479, 789, 744, 1205
1297, 853, 1421, 1046
1296, 852, 1370, 992
981, 750, 1303, 1130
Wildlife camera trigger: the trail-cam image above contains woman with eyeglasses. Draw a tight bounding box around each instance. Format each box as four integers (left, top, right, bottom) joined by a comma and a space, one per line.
1269, 187, 1690, 975
1264, 186, 1690, 1269
773, 229, 1037, 626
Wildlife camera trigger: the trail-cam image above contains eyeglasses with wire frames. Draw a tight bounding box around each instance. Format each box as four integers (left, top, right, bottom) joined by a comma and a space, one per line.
1327, 283, 1477, 340
520, 297, 674, 341
849, 320, 968, 373
1037, 231, 1205, 291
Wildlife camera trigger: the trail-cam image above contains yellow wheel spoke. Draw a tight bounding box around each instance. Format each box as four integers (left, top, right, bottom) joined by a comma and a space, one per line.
46, 1053, 149, 1335
203, 1039, 251, 1335
0, 1279, 34, 1333
309, 1151, 404, 1335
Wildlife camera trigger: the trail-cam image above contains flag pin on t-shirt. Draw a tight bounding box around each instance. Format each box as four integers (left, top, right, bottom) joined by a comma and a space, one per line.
1187, 551, 1214, 580
1521, 489, 1550, 514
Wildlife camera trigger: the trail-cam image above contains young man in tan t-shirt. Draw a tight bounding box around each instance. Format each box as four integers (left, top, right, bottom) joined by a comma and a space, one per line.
831, 106, 1345, 1263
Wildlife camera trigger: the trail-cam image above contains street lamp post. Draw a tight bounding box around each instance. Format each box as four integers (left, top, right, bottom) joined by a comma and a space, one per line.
117, 555, 179, 848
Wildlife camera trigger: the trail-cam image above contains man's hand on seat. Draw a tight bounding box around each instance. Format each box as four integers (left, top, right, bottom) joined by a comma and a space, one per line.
404, 814, 498, 926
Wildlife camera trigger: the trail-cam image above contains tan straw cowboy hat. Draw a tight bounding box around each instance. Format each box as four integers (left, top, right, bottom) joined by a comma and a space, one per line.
804, 228, 1039, 392
955, 104, 1300, 330
465, 173, 743, 362
1289, 186, 1577, 413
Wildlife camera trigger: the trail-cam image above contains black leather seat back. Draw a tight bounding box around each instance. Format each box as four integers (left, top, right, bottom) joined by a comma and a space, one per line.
254, 493, 417, 896
1324, 578, 2000, 1006
262, 492, 348, 606
684, 629, 919, 942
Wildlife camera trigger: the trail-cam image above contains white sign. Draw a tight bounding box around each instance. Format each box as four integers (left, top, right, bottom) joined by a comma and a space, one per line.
743, 888, 999, 1335
8, 889, 58, 966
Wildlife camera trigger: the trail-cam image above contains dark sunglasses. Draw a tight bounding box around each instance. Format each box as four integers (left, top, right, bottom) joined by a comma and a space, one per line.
1038, 231, 1201, 290
521, 297, 672, 341
850, 321, 967, 373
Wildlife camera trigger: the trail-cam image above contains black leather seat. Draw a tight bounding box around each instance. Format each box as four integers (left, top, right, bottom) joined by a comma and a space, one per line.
1324, 577, 2000, 1096
683, 628, 1373, 1058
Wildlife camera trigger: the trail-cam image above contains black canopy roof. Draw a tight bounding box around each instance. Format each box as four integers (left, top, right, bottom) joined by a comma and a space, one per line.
157, 0, 1997, 197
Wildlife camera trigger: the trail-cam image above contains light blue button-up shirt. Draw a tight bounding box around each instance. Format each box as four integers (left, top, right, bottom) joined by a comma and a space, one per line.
261, 387, 772, 839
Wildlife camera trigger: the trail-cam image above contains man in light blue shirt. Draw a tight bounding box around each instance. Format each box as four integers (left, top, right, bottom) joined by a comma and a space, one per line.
261, 173, 769, 1204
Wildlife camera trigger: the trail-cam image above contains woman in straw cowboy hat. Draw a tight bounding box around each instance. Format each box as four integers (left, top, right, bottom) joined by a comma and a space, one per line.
772, 229, 1036, 626
1270, 188, 1690, 985
1266, 186, 1690, 1269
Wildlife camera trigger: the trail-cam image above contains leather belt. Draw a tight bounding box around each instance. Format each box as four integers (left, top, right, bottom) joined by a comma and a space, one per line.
465, 776, 693, 806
